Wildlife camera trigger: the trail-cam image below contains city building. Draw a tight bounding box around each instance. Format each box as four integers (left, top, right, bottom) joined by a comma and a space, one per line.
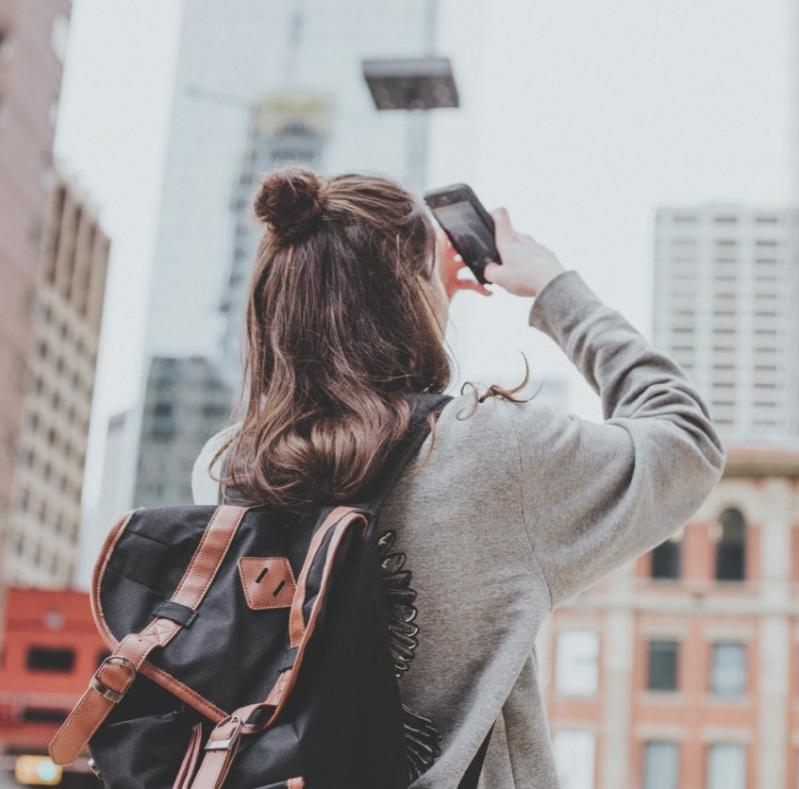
4, 176, 109, 587
0, 0, 71, 578
540, 444, 799, 789
76, 411, 135, 587
133, 357, 232, 508
111, 0, 448, 519
0, 587, 102, 786
219, 92, 332, 384
144, 0, 440, 365
653, 205, 799, 443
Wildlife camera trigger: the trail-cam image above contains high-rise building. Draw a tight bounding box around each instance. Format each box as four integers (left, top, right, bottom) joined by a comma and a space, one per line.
133, 357, 232, 508
4, 176, 109, 587
116, 1, 445, 515
144, 0, 439, 364
0, 0, 71, 572
77, 410, 135, 586
219, 93, 331, 383
653, 205, 798, 443
540, 444, 799, 789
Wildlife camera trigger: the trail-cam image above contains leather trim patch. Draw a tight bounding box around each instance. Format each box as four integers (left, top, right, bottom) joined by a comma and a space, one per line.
238, 557, 297, 610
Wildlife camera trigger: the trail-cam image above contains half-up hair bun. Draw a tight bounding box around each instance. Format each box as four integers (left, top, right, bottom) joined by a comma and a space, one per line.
254, 166, 326, 243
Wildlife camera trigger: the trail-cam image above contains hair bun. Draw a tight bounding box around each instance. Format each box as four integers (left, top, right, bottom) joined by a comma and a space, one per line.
254, 167, 325, 242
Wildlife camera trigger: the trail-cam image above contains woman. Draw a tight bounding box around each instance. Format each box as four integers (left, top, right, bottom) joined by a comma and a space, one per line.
192, 167, 724, 788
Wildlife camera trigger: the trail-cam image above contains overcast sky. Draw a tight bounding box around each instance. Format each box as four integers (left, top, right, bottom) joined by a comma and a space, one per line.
55, 0, 793, 508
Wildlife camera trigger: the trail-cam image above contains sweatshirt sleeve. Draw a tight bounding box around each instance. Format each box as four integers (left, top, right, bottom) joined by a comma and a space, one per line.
509, 269, 726, 609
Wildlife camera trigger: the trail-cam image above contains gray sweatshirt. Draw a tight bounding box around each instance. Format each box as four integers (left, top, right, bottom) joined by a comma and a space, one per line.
191, 269, 725, 788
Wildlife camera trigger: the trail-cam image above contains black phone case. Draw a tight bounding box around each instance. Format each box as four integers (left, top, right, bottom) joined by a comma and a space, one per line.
423, 183, 500, 284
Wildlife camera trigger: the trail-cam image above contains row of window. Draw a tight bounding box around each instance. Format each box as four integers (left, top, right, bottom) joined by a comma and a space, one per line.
552, 731, 746, 789
38, 303, 96, 359
36, 339, 96, 397
24, 646, 109, 672
648, 639, 747, 697
651, 508, 746, 581
664, 212, 781, 225
554, 630, 748, 699
18, 450, 84, 503
30, 372, 93, 425
26, 411, 87, 464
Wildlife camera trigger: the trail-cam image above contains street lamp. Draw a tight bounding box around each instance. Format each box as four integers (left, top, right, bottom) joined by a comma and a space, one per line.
362, 57, 460, 194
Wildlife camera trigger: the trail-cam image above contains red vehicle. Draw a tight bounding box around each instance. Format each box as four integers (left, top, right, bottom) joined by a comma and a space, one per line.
0, 587, 106, 786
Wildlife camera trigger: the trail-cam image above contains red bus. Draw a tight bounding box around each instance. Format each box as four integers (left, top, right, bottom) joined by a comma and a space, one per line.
0, 587, 106, 786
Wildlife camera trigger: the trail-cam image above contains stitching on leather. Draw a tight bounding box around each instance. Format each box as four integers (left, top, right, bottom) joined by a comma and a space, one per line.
139, 662, 227, 722
91, 510, 137, 650
194, 506, 247, 602
238, 557, 296, 610
173, 505, 222, 601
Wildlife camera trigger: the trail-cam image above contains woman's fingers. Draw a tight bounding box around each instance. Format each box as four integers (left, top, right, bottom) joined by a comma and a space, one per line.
458, 278, 492, 297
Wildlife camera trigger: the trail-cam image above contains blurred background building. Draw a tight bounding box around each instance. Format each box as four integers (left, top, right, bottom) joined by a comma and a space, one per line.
218, 92, 331, 384
541, 445, 799, 789
133, 357, 231, 508
86, 0, 452, 559
0, 0, 70, 586
654, 205, 798, 443
4, 176, 109, 588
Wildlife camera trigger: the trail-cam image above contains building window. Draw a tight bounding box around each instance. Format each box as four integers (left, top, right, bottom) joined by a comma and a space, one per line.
26, 646, 75, 672
555, 630, 599, 697
647, 640, 678, 691
715, 508, 746, 581
707, 744, 746, 789
651, 534, 682, 579
553, 730, 595, 789
710, 643, 746, 698
643, 741, 679, 789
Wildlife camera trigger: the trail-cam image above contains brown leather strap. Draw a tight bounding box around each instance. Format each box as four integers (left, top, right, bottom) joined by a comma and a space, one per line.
238, 509, 368, 735
190, 716, 243, 789
288, 506, 363, 647
173, 722, 204, 789
188, 509, 368, 788
49, 505, 247, 765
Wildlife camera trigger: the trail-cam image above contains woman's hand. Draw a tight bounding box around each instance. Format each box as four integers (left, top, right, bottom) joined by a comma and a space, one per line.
436, 231, 492, 301
483, 207, 566, 297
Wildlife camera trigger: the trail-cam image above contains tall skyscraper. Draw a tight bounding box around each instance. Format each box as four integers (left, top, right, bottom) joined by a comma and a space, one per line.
133, 357, 232, 508
653, 205, 798, 443
219, 93, 331, 383
144, 0, 439, 364
121, 0, 444, 512
0, 0, 71, 572
5, 175, 109, 587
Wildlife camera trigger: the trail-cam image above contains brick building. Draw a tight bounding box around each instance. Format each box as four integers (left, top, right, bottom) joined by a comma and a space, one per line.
541, 444, 799, 789
5, 175, 109, 587
0, 0, 71, 576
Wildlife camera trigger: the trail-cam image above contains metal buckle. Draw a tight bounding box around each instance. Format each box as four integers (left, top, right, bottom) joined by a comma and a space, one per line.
90, 655, 136, 704
204, 716, 242, 752
88, 758, 103, 780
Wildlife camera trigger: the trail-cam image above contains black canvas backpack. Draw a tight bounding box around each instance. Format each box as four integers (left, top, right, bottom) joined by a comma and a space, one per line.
49, 393, 491, 788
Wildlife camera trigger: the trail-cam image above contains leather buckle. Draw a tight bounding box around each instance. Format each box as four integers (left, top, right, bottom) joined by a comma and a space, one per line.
90, 656, 136, 704
204, 716, 242, 752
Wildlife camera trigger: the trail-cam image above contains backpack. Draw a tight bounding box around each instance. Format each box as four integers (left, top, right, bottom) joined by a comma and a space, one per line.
49, 393, 491, 788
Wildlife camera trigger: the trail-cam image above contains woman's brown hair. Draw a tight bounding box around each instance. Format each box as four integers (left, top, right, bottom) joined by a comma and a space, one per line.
213, 167, 452, 512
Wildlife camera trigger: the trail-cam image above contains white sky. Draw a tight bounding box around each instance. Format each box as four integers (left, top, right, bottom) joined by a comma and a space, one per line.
55, 0, 793, 508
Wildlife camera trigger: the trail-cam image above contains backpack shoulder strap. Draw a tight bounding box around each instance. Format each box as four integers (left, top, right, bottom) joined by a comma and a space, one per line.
355, 392, 451, 516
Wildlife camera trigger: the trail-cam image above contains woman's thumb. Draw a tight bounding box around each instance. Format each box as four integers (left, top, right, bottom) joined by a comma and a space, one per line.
483, 261, 503, 285
491, 207, 513, 241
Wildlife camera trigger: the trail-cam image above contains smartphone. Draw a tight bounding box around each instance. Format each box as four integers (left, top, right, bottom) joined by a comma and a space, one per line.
424, 183, 501, 284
